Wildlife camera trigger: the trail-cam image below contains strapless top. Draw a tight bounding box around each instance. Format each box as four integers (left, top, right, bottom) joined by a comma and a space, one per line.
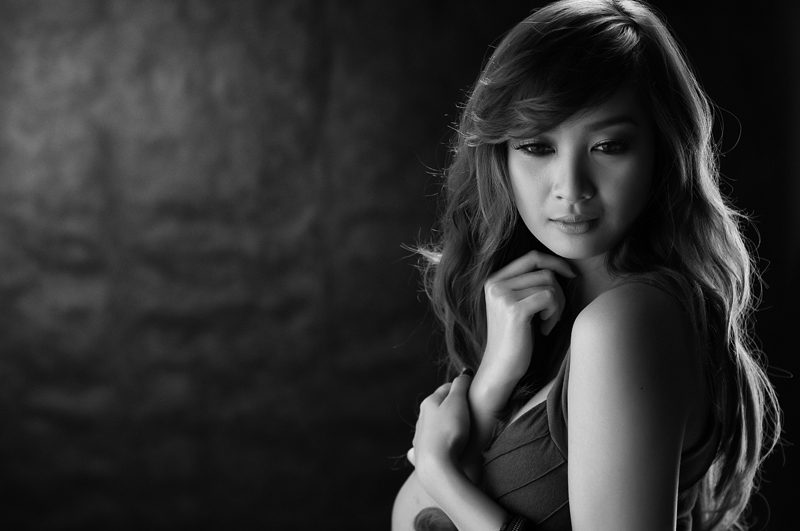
481, 349, 720, 530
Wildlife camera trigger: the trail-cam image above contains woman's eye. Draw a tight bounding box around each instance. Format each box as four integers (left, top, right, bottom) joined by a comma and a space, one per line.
514, 142, 554, 156
594, 140, 630, 154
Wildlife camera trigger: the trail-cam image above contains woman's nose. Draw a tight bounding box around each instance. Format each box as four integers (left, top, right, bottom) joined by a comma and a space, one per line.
553, 154, 594, 203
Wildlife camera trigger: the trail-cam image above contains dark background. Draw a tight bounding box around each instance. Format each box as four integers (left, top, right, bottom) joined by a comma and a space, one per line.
0, 1, 795, 530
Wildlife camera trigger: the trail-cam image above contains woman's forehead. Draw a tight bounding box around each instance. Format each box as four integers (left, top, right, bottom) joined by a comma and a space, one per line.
564, 85, 650, 130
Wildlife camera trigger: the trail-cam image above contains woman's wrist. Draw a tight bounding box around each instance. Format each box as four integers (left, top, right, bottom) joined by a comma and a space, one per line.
415, 451, 462, 501
471, 366, 519, 415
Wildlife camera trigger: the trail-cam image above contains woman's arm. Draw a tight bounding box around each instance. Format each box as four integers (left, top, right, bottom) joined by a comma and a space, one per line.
395, 250, 574, 530
568, 283, 696, 531
391, 470, 440, 531
466, 251, 575, 466
410, 374, 509, 531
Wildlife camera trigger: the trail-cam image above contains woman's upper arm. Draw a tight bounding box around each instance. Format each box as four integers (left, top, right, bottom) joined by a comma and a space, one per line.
568, 284, 692, 531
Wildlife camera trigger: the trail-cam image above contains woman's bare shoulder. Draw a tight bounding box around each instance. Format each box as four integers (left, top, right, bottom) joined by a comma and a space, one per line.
566, 282, 703, 528
570, 280, 698, 411
574, 281, 693, 359
570, 282, 702, 421
583, 280, 686, 318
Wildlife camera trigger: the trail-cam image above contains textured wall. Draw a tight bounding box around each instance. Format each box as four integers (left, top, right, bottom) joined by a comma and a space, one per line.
0, 0, 501, 528
0, 1, 794, 530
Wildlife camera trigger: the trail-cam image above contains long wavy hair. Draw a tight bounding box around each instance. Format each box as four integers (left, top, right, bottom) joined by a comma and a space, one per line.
418, 0, 781, 529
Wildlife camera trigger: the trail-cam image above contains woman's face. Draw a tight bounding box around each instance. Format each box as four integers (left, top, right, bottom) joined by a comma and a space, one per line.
506, 85, 655, 262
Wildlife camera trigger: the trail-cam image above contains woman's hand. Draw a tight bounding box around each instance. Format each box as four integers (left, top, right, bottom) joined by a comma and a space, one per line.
404, 372, 511, 531
479, 250, 575, 389
408, 372, 473, 494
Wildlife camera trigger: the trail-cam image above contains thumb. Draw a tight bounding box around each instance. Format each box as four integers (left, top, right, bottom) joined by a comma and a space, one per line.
448, 368, 474, 397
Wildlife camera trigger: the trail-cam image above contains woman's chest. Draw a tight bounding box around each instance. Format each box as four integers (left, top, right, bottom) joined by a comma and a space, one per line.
482, 399, 571, 529
509, 377, 556, 424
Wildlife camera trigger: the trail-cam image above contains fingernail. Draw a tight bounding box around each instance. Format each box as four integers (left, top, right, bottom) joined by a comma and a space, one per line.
461, 367, 475, 378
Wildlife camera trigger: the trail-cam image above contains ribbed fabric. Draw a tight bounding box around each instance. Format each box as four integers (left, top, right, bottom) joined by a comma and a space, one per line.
481, 349, 720, 530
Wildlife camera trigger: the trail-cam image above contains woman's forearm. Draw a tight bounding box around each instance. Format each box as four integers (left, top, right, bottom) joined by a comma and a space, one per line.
464, 365, 517, 463
420, 459, 508, 531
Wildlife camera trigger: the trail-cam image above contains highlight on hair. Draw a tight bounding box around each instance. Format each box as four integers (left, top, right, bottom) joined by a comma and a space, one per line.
417, 0, 781, 529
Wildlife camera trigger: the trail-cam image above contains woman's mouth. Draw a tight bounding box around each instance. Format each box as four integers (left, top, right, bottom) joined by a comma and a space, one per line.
551, 215, 598, 235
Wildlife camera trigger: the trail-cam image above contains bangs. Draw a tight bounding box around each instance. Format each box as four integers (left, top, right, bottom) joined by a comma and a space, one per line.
467, 10, 643, 144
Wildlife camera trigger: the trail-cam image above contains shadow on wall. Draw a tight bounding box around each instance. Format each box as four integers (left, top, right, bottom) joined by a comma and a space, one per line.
0, 0, 795, 530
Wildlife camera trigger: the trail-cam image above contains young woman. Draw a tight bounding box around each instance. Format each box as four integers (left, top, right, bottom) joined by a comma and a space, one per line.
392, 1, 781, 530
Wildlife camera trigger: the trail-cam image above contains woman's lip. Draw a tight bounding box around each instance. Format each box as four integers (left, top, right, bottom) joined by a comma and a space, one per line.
551, 218, 598, 234
552, 215, 598, 223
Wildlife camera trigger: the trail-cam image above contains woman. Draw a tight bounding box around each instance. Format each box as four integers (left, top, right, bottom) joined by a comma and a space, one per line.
392, 1, 781, 530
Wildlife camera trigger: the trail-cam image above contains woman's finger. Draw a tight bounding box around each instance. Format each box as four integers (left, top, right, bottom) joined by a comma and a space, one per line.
541, 309, 562, 335
537, 282, 566, 320
499, 269, 559, 291
488, 250, 576, 282
434, 382, 452, 398
513, 289, 566, 335
446, 371, 473, 399
422, 382, 452, 408
504, 284, 563, 319
407, 447, 415, 466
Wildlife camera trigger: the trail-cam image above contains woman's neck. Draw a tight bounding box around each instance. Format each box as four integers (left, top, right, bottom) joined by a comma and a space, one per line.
566, 255, 617, 314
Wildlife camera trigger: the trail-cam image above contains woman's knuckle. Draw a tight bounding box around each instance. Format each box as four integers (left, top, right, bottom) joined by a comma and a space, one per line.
486, 282, 503, 298
498, 290, 513, 304
484, 282, 494, 295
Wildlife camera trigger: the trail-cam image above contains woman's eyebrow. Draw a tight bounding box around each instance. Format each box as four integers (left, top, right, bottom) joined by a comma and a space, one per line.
586, 115, 641, 131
